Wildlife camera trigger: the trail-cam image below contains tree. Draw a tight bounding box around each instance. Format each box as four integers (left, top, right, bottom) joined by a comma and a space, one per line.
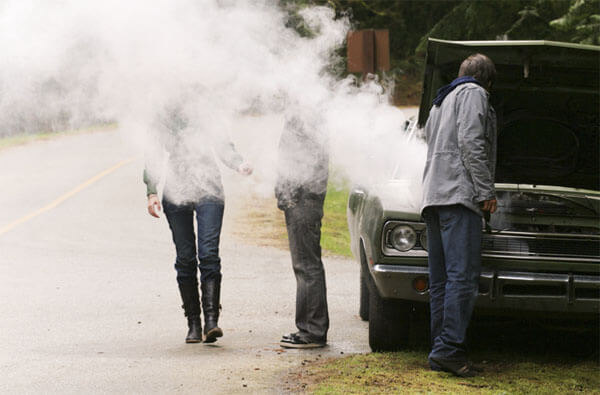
551, 0, 600, 45
279, 0, 599, 104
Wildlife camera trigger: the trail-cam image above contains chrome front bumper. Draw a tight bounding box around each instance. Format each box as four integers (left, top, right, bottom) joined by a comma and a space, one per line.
371, 264, 600, 314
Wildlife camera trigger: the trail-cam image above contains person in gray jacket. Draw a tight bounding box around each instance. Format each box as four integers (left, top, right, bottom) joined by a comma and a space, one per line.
421, 53, 497, 377
275, 113, 330, 349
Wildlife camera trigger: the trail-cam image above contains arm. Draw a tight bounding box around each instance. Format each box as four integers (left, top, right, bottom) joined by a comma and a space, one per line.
456, 86, 496, 211
143, 168, 158, 197
274, 123, 299, 210
144, 169, 162, 218
144, 130, 166, 218
213, 136, 252, 175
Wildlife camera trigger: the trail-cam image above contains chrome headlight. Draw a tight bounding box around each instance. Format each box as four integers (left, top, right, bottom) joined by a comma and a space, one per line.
419, 231, 428, 251
390, 225, 417, 252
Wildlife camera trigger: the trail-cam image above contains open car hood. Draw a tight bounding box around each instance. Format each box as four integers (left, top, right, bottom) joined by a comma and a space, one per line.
418, 39, 600, 191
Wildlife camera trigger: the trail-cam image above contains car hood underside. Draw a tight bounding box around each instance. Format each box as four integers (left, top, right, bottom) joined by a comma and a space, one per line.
420, 39, 600, 191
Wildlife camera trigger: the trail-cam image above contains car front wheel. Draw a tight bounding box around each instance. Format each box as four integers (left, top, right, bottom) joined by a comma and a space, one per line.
368, 282, 411, 352
359, 244, 369, 321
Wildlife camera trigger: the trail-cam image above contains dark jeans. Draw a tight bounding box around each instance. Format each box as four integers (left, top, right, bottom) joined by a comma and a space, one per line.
423, 204, 482, 362
284, 198, 329, 343
163, 198, 225, 285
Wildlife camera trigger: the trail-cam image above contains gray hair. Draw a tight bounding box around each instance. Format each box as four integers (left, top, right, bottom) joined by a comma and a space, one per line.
458, 53, 496, 88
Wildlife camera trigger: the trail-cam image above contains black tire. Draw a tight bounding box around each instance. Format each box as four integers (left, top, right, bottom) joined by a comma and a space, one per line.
359, 243, 370, 321
368, 282, 411, 352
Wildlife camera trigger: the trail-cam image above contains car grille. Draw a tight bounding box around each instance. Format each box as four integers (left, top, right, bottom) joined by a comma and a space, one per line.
482, 232, 600, 260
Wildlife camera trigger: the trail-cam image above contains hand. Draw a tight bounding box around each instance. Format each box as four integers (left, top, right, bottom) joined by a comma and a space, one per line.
147, 194, 162, 218
238, 162, 253, 176
480, 199, 497, 214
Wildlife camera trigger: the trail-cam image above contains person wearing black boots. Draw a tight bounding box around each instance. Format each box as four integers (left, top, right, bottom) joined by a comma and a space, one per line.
144, 98, 252, 344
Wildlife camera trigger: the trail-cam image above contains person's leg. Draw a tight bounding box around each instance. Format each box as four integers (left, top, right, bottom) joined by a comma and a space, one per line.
163, 199, 202, 343
195, 198, 224, 283
429, 205, 482, 363
195, 198, 225, 343
423, 207, 446, 369
282, 199, 329, 346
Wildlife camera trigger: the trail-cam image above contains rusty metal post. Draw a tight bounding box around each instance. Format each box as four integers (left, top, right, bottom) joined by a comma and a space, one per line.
347, 30, 365, 73
362, 29, 375, 75
347, 29, 390, 79
374, 30, 390, 72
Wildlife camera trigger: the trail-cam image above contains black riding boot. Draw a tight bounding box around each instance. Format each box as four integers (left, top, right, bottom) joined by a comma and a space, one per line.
201, 277, 223, 343
178, 282, 202, 343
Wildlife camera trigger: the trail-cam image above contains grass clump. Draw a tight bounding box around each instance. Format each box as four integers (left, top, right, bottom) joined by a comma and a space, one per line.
234, 180, 353, 257
0, 123, 117, 151
306, 351, 600, 394
321, 184, 352, 257
300, 320, 600, 394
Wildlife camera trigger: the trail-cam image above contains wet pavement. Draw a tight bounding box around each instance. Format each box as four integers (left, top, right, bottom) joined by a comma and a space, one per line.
0, 127, 369, 394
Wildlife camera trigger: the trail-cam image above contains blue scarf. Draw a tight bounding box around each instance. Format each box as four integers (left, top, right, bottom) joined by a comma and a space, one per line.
432, 76, 481, 107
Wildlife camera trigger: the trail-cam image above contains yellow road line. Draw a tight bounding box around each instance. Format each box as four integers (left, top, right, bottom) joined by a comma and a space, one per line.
0, 157, 136, 236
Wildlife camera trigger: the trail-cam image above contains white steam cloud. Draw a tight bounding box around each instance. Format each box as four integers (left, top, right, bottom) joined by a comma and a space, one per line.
0, 0, 425, 207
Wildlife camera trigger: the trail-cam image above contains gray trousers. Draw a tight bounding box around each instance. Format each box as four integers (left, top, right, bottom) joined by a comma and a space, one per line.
284, 199, 329, 342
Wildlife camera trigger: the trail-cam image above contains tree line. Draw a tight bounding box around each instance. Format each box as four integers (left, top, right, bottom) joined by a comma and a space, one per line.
280, 0, 599, 104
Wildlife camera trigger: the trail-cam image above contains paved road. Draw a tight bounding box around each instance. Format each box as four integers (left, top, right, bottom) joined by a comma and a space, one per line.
0, 126, 370, 394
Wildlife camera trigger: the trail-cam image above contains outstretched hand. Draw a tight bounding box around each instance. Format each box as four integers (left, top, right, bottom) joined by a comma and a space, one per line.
238, 162, 253, 176
147, 194, 162, 218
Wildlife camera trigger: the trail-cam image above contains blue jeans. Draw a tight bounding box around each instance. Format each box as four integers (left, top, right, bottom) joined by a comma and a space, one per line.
423, 204, 482, 362
163, 198, 225, 285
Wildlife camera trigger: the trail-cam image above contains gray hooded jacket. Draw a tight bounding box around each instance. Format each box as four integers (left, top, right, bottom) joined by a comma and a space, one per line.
421, 83, 497, 216
275, 115, 329, 210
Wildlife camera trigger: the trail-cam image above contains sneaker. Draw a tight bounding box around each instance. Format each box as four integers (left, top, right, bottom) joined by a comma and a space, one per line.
280, 333, 326, 349
281, 332, 299, 341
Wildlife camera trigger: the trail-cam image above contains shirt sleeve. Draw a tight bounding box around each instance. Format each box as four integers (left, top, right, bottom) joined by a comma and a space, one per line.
143, 168, 158, 196
143, 129, 165, 196
456, 86, 496, 202
213, 138, 243, 171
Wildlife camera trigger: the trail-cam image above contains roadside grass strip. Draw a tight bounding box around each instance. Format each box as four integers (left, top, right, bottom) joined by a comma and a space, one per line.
321, 185, 352, 257
0, 123, 117, 151
233, 195, 289, 250
302, 351, 599, 394
234, 178, 352, 257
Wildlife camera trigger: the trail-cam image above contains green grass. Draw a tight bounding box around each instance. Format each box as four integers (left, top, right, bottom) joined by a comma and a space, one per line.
0, 123, 117, 150
322, 184, 352, 257
300, 319, 600, 394
306, 351, 600, 394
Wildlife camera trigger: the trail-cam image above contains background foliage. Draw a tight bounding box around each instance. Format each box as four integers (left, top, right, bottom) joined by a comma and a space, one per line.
280, 0, 600, 104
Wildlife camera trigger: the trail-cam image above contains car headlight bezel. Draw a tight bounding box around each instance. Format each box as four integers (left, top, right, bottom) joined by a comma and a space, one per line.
419, 231, 428, 251
381, 220, 428, 257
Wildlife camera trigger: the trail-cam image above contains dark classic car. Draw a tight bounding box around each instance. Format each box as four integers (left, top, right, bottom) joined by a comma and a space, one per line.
347, 39, 600, 351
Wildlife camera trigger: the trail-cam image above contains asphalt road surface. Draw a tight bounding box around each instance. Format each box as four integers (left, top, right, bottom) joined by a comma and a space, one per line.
0, 125, 371, 394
